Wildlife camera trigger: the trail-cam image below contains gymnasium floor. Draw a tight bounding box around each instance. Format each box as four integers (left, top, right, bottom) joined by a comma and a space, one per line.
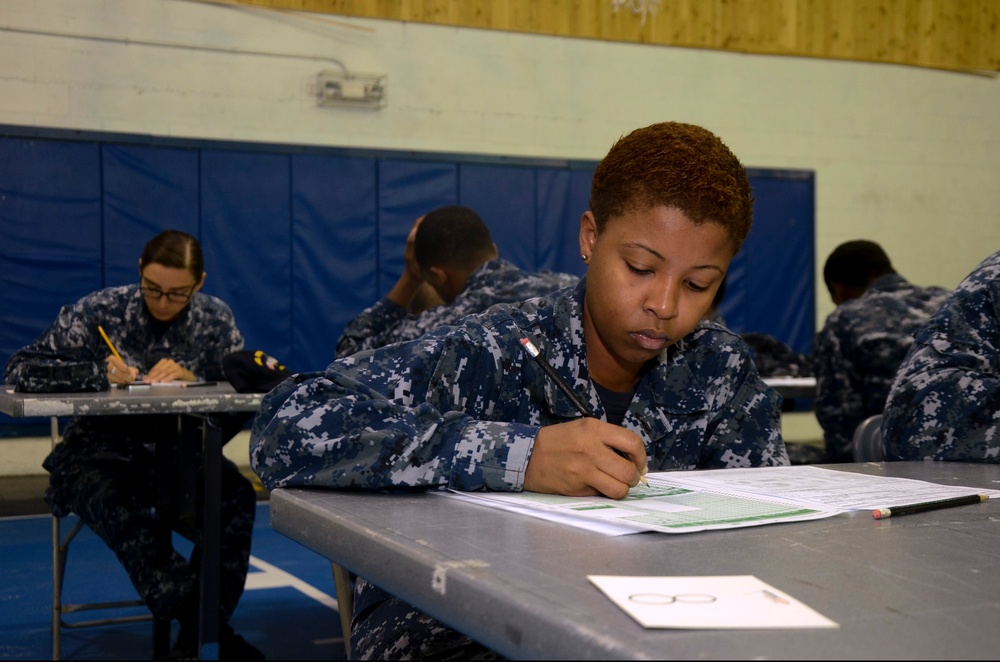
0, 475, 347, 660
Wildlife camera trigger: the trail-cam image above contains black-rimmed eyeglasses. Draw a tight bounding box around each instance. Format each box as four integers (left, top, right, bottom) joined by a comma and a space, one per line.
140, 285, 195, 304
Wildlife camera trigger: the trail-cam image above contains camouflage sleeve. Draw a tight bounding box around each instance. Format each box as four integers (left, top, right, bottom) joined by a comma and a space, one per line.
250, 329, 539, 492
3, 297, 110, 390
883, 256, 1000, 462
812, 318, 866, 461
700, 333, 788, 468
335, 298, 410, 358
184, 297, 244, 381
335, 296, 492, 360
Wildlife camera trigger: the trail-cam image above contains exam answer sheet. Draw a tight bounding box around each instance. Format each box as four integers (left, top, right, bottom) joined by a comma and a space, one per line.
440, 465, 999, 536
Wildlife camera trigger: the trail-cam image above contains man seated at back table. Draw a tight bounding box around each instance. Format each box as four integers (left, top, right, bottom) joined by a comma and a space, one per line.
335, 204, 579, 358
812, 240, 950, 462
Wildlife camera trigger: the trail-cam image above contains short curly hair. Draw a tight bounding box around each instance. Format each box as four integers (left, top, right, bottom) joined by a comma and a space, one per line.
414, 205, 495, 270
823, 240, 895, 288
589, 122, 754, 255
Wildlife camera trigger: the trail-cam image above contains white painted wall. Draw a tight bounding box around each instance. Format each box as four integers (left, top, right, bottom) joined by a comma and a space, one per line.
2, 0, 999, 473
3, 0, 997, 303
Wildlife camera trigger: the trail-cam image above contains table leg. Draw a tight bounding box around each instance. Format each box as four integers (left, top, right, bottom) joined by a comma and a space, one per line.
198, 415, 222, 661
50, 417, 61, 661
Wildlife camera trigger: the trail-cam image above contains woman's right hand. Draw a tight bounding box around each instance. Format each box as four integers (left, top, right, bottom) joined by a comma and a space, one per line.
105, 356, 139, 385
523, 418, 648, 499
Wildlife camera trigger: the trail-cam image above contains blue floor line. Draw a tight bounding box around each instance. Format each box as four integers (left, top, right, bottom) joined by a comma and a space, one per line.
0, 503, 345, 660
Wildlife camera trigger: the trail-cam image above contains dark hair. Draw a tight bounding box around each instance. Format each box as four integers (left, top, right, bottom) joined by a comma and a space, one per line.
589, 122, 754, 255
414, 205, 496, 270
140, 229, 204, 280
823, 240, 895, 288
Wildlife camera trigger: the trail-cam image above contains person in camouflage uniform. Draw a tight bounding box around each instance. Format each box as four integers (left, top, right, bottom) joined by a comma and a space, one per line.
882, 249, 1000, 462
812, 240, 950, 463
251, 121, 788, 660
3, 229, 262, 660
335, 204, 579, 358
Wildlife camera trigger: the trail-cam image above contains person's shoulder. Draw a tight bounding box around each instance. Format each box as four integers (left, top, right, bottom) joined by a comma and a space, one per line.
188, 291, 238, 323
84, 284, 132, 301
958, 252, 1000, 293
445, 287, 571, 354
684, 322, 755, 366
920, 255, 1000, 333
669, 324, 765, 392
472, 287, 564, 326
689, 320, 749, 345
497, 261, 578, 285
192, 290, 233, 308
922, 285, 952, 305
827, 290, 887, 321
535, 269, 580, 285
971, 249, 1000, 274
68, 285, 134, 314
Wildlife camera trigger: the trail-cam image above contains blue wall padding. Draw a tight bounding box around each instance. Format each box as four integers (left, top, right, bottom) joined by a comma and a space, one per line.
102, 144, 201, 286
459, 164, 538, 271
0, 132, 814, 432
201, 149, 293, 363
535, 168, 595, 277
725, 169, 816, 355
0, 139, 103, 258
291, 153, 379, 370
0, 139, 103, 354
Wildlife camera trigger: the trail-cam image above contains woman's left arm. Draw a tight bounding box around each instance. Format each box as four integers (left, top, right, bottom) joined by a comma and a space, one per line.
702, 332, 789, 468
183, 296, 244, 381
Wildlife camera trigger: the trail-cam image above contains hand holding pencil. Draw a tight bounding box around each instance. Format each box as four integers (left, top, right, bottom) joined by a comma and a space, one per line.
98, 325, 139, 385
519, 337, 649, 496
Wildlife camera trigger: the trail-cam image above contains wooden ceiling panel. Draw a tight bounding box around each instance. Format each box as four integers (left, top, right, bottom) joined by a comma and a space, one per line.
223, 0, 1000, 73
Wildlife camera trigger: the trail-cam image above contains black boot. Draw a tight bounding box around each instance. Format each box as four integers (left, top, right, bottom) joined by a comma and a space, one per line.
165, 591, 199, 660
219, 621, 265, 661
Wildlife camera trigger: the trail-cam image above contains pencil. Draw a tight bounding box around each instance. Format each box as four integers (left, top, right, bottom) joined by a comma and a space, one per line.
519, 337, 648, 487
872, 493, 987, 520
97, 325, 123, 362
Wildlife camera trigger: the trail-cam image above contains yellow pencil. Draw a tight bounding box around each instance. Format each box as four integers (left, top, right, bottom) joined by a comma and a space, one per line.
97, 325, 123, 362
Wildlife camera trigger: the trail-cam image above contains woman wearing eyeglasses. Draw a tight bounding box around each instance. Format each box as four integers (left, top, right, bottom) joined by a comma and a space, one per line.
3, 229, 263, 660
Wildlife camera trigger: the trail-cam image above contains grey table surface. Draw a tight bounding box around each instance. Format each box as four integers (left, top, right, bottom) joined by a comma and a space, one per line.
270, 461, 1000, 660
762, 376, 817, 400
0, 384, 262, 418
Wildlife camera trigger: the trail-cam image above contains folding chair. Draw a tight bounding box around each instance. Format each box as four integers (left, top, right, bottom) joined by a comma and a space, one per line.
851, 414, 885, 462
49, 416, 170, 660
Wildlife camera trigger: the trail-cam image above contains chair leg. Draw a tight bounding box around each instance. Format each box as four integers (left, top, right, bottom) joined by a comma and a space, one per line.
52, 515, 62, 661
332, 564, 353, 660
53, 517, 105, 659
153, 616, 172, 658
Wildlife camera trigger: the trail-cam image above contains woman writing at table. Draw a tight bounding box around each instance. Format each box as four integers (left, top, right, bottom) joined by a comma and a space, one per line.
250, 122, 788, 659
3, 229, 262, 660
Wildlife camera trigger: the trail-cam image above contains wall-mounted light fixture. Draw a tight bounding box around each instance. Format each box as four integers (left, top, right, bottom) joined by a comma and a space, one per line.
611, 0, 660, 26
316, 70, 387, 109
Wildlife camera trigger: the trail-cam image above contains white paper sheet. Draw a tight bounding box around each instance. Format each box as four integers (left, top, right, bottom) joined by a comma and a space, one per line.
439, 472, 841, 535
439, 465, 996, 536
588, 575, 839, 629
657, 465, 1000, 510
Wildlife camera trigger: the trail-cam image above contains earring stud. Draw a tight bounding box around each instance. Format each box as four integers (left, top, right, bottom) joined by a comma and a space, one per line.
581, 254, 588, 261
